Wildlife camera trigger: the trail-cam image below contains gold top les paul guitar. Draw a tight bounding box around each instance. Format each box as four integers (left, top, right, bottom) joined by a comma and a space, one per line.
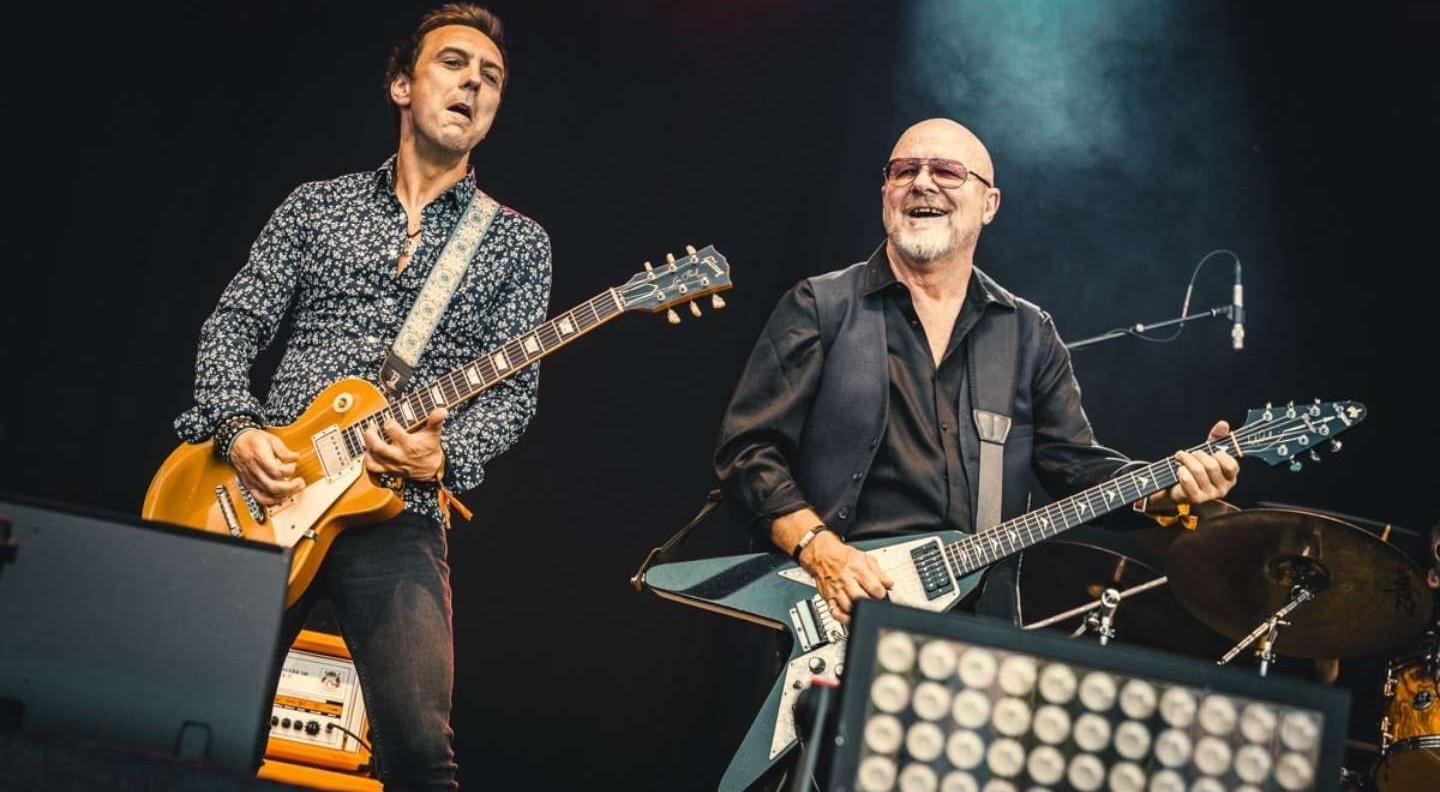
144, 245, 731, 607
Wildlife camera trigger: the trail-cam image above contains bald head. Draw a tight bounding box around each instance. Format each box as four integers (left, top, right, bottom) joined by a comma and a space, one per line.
889, 119, 996, 187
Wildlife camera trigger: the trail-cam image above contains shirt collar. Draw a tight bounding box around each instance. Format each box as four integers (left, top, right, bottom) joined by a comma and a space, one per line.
861, 242, 1017, 310
372, 155, 479, 209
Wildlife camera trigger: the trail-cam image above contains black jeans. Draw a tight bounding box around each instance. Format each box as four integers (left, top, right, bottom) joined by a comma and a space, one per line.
272, 510, 458, 792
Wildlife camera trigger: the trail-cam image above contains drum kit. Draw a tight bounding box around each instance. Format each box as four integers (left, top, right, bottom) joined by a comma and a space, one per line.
1019, 504, 1440, 790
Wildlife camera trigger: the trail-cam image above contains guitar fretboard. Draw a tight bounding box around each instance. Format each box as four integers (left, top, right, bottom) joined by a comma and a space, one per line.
943, 437, 1236, 575
335, 289, 624, 461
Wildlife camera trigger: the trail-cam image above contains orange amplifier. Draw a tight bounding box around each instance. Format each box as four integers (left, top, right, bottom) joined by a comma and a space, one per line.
257, 630, 381, 792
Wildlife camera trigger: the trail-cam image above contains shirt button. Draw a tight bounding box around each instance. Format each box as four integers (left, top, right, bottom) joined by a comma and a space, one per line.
837, 507, 851, 521
852, 471, 863, 482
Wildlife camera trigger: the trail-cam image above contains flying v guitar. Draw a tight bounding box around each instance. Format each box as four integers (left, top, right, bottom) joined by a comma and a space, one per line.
640, 399, 1367, 792
145, 246, 731, 607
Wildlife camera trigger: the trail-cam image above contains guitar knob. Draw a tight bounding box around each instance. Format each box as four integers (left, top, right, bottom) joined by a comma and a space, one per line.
689, 300, 702, 318
1329, 440, 1343, 453
809, 657, 827, 674
666, 308, 681, 325
1289, 459, 1303, 473
711, 293, 726, 310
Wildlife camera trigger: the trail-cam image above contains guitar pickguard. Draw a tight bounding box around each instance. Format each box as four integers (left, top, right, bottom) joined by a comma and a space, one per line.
266, 459, 365, 548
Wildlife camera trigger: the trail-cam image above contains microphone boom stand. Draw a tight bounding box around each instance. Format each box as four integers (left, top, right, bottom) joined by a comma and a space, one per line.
1065, 304, 1236, 351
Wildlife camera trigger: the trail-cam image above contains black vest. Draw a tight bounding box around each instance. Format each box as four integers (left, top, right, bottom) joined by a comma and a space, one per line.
794, 257, 1035, 617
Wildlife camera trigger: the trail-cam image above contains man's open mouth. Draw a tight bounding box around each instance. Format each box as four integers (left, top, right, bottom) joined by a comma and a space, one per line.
906, 206, 949, 218
447, 103, 473, 120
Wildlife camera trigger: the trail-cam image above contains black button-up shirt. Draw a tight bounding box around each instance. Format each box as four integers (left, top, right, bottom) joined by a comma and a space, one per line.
176, 157, 552, 524
715, 250, 1144, 542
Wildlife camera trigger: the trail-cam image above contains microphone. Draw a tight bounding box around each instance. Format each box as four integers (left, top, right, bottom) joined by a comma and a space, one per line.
1231, 260, 1245, 351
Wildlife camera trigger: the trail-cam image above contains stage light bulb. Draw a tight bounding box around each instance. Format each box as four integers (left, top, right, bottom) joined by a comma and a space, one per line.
899, 762, 939, 792
1072, 712, 1111, 753
1275, 752, 1315, 791
985, 738, 1025, 778
991, 697, 1032, 738
912, 681, 952, 721
1066, 753, 1105, 792
1026, 745, 1065, 786
864, 714, 903, 754
997, 656, 1037, 696
945, 729, 985, 770
871, 673, 911, 714
958, 648, 997, 689
1193, 736, 1233, 776
1158, 687, 1197, 728
1153, 728, 1192, 768
1147, 769, 1184, 792
1119, 679, 1158, 720
1113, 720, 1151, 760
919, 640, 958, 680
940, 771, 978, 792
905, 721, 945, 762
951, 689, 990, 729
1107, 761, 1146, 792
857, 755, 897, 792
1031, 704, 1071, 745
1279, 711, 1320, 752
1239, 703, 1277, 745
1078, 671, 1117, 712
1038, 663, 1077, 704
1235, 744, 1273, 784
1198, 695, 1238, 736
878, 632, 917, 673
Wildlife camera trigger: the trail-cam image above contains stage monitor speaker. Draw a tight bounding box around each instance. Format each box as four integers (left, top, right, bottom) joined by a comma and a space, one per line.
831, 599, 1350, 792
0, 495, 287, 774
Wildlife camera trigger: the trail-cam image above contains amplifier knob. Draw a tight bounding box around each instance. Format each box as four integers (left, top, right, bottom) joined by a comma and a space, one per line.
305, 721, 321, 735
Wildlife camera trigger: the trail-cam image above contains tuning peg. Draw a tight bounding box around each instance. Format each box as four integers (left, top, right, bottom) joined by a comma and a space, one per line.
1330, 439, 1343, 453
689, 300, 702, 318
711, 293, 726, 310
666, 308, 681, 325
1309, 450, 1322, 462
666, 253, 677, 268
643, 260, 654, 272
685, 244, 697, 256
1289, 459, 1303, 473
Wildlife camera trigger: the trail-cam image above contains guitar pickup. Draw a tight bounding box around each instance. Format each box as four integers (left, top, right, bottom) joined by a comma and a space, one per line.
911, 541, 955, 600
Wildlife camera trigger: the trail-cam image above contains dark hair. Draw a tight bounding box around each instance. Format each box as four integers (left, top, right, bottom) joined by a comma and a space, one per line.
385, 3, 508, 107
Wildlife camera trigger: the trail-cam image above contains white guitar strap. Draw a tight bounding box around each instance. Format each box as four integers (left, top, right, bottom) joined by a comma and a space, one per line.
379, 190, 500, 396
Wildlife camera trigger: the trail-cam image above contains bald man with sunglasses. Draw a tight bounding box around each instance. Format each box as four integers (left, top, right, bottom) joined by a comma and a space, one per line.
715, 119, 1239, 628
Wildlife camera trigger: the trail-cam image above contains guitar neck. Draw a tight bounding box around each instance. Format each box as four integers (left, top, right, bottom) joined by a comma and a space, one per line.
943, 435, 1240, 575
346, 289, 626, 443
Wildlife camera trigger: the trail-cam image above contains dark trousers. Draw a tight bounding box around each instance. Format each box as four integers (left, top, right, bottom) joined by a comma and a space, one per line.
271, 510, 458, 792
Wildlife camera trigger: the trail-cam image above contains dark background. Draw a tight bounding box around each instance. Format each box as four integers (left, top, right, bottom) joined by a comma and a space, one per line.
5, 1, 1439, 788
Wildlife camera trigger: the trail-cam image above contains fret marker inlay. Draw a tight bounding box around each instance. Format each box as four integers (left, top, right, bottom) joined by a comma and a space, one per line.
465, 366, 482, 386
559, 316, 576, 335
401, 403, 415, 423
523, 336, 541, 354
492, 351, 509, 371
431, 386, 445, 406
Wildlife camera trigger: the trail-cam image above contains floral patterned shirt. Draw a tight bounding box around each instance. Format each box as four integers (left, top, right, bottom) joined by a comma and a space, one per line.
175, 156, 552, 525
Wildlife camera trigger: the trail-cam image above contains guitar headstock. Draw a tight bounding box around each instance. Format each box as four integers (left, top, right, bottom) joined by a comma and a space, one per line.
1234, 400, 1366, 471
617, 245, 732, 323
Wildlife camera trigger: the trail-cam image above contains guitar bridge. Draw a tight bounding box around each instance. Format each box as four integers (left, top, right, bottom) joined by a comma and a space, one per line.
911, 540, 955, 600
235, 479, 266, 524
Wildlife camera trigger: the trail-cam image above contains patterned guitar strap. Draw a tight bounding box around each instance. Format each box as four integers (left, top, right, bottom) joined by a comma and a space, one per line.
375, 189, 500, 526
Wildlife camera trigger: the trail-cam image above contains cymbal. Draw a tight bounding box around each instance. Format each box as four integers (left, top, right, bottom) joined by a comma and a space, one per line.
1020, 540, 1233, 658
1130, 499, 1240, 561
1163, 508, 1434, 659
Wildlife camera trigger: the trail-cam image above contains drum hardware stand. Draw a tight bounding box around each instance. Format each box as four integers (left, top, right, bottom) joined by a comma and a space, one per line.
1024, 575, 1170, 645
1218, 583, 1315, 676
